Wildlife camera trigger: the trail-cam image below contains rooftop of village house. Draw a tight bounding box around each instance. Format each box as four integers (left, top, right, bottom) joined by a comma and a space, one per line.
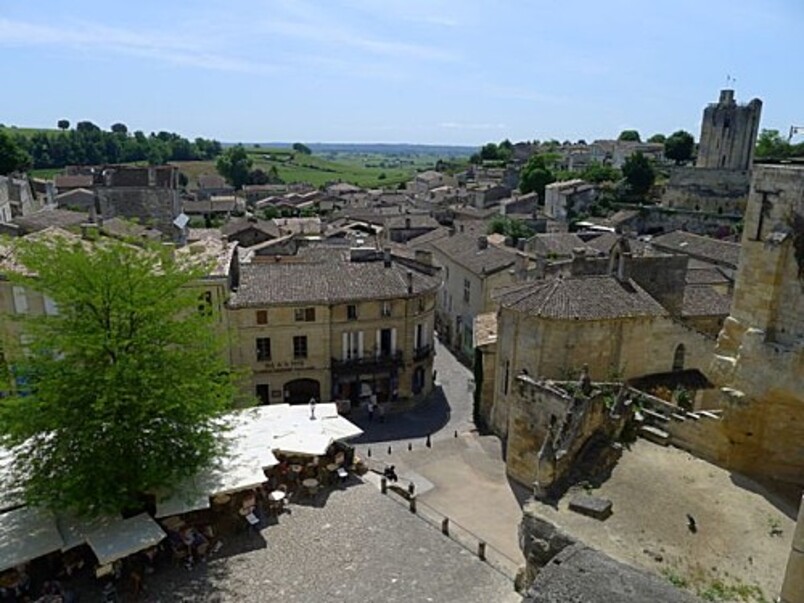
649, 230, 741, 268
228, 248, 441, 307
495, 275, 667, 320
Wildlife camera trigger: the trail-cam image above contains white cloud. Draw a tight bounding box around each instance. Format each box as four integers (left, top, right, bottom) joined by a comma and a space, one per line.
0, 17, 276, 74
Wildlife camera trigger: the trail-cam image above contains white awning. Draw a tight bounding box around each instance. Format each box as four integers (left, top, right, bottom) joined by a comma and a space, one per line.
154, 481, 211, 519
272, 431, 333, 456
0, 507, 64, 572
56, 513, 114, 552
85, 513, 165, 566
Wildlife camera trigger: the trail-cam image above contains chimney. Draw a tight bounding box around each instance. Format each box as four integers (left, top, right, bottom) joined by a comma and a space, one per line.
383, 249, 392, 268
406, 270, 414, 294
616, 251, 632, 282
571, 247, 586, 276
515, 253, 528, 281
477, 236, 488, 250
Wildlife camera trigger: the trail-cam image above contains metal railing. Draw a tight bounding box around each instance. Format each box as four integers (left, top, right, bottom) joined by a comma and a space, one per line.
374, 472, 521, 582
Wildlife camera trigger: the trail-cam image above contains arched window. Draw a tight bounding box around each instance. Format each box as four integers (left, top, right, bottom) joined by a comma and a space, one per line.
672, 344, 685, 372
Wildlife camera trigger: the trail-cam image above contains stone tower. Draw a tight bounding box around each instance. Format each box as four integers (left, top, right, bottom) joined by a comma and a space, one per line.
696, 89, 762, 170
709, 164, 804, 486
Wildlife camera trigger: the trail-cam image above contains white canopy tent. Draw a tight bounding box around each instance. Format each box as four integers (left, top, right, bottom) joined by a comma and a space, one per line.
85, 513, 165, 566
56, 513, 114, 552
0, 507, 63, 573
0, 401, 363, 569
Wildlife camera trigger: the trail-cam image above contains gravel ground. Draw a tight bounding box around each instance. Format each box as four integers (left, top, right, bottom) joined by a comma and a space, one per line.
89, 479, 519, 603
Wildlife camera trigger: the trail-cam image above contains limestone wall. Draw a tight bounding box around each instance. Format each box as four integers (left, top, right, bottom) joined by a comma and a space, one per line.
490, 308, 716, 439
505, 379, 571, 485
662, 167, 751, 214
709, 165, 804, 487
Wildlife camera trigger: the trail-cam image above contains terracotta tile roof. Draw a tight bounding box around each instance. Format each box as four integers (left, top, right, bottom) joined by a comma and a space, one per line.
427, 233, 517, 276
650, 231, 741, 268
496, 275, 667, 320
681, 285, 732, 317
229, 258, 441, 307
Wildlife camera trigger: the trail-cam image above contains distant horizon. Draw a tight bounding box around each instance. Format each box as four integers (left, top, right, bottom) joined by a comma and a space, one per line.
1, 1, 801, 145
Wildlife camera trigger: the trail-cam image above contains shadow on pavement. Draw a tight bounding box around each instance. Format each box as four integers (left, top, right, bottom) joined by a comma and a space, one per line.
349, 386, 452, 444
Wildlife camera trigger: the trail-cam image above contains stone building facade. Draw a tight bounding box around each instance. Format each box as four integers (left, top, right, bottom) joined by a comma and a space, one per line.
226, 248, 440, 406
423, 231, 520, 361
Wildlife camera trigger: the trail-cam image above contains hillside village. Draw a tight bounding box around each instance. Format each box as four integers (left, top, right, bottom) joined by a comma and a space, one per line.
0, 89, 802, 603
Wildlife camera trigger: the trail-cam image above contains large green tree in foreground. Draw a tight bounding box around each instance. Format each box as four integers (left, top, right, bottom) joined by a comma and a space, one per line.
0, 237, 236, 515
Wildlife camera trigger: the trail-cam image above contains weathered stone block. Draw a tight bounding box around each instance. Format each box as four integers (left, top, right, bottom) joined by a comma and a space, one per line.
569, 495, 613, 520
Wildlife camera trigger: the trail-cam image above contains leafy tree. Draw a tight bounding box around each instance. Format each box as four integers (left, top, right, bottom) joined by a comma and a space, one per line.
488, 216, 533, 242
57, 120, 70, 131
519, 154, 556, 201
622, 151, 655, 197
755, 129, 792, 160
216, 145, 253, 189
292, 142, 312, 155
110, 123, 128, 135
618, 130, 641, 142
647, 133, 666, 144
0, 130, 32, 175
664, 130, 694, 164
0, 236, 236, 515
581, 161, 621, 184
75, 121, 100, 133
267, 165, 282, 184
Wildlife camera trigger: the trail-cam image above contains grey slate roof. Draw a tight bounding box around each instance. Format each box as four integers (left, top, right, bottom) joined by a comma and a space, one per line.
427, 233, 517, 276
229, 257, 441, 307
12, 209, 87, 233
220, 217, 280, 238
651, 231, 741, 268
682, 285, 732, 317
496, 275, 667, 320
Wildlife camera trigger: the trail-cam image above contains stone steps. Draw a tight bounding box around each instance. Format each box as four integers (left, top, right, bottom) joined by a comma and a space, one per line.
638, 425, 670, 446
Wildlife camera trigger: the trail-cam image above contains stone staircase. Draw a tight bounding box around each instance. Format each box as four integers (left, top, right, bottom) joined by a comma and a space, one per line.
632, 391, 724, 458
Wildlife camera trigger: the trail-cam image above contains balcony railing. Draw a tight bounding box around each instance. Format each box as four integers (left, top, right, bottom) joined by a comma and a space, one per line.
412, 344, 433, 362
331, 350, 404, 372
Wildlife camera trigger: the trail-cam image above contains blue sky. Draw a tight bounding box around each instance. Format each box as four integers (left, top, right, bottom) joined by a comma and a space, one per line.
0, 0, 801, 146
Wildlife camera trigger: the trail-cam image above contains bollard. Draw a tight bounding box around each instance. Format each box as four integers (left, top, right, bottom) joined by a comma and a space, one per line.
441, 518, 450, 536
367, 447, 371, 457
380, 477, 387, 494
426, 434, 432, 448
409, 495, 417, 514
387, 445, 392, 455
408, 442, 412, 451
454, 430, 458, 438
478, 541, 486, 561
408, 481, 415, 496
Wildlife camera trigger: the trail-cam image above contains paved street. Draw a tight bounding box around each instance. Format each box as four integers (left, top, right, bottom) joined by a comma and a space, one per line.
350, 340, 477, 452
350, 342, 528, 568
